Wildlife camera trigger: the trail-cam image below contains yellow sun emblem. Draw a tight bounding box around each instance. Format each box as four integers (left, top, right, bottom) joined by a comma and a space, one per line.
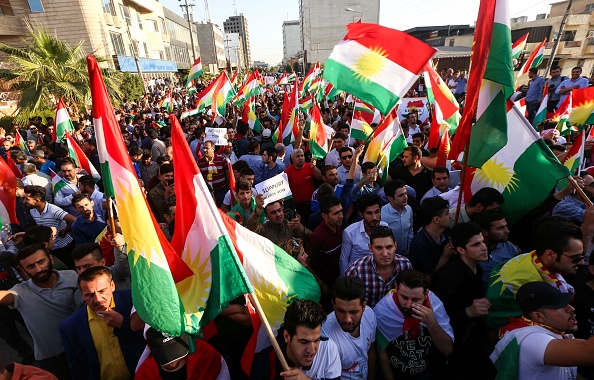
473, 157, 519, 193
352, 46, 388, 83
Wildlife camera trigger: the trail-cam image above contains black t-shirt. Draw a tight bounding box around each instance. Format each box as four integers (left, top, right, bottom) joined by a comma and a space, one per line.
385, 327, 434, 379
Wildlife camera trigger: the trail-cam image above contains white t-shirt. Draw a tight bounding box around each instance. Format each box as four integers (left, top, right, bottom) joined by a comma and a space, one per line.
519, 328, 577, 380
322, 307, 377, 380
303, 339, 342, 380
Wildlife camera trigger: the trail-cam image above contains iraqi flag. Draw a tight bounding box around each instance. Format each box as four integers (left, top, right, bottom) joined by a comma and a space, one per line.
54, 98, 74, 142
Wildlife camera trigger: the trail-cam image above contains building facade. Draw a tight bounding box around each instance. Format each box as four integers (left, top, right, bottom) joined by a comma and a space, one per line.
195, 22, 226, 72
299, 0, 380, 64
162, 7, 200, 71
283, 20, 301, 65
224, 32, 245, 70
223, 14, 251, 67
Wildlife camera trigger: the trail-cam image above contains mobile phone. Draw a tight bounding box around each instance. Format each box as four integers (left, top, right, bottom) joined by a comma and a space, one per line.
167, 179, 174, 186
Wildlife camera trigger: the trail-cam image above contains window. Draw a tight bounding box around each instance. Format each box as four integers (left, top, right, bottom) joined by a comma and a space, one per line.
449, 39, 455, 46
102, 0, 116, 16
130, 40, 139, 55
588, 38, 594, 46
110, 32, 126, 55
159, 17, 167, 34
27, 0, 44, 12
146, 19, 158, 32
586, 3, 594, 12
143, 42, 149, 58
164, 46, 172, 61
0, 0, 15, 15
562, 30, 576, 41
137, 13, 143, 30
119, 5, 131, 26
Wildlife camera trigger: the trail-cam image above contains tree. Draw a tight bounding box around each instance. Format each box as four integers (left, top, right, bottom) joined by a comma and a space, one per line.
120, 72, 145, 101
0, 22, 123, 125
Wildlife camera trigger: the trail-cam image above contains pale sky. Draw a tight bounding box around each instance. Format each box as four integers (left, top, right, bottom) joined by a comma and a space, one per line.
160, 0, 556, 66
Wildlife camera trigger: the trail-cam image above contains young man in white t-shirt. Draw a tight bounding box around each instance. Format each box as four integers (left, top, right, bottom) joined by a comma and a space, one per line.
491, 281, 594, 380
322, 276, 377, 380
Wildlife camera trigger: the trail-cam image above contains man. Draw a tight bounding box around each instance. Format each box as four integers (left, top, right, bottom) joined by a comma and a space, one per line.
485, 219, 585, 332
409, 196, 455, 279
197, 140, 230, 207
375, 270, 454, 380
337, 146, 361, 185
345, 226, 412, 307
556, 66, 589, 108
525, 68, 545, 123
247, 197, 311, 245
258, 146, 285, 184
326, 133, 351, 167
421, 166, 452, 204
54, 159, 85, 215
473, 210, 520, 290
411, 133, 429, 157
255, 299, 341, 379
322, 277, 377, 380
454, 70, 467, 102
70, 193, 107, 246
227, 179, 266, 227
238, 140, 263, 181
490, 281, 594, 379
135, 328, 229, 380
72, 242, 130, 292
340, 193, 389, 274
312, 165, 343, 213
306, 195, 343, 309
381, 179, 414, 257
148, 163, 175, 223
448, 186, 504, 226
221, 166, 255, 212
222, 140, 238, 164
33, 150, 56, 176
351, 162, 380, 202
0, 244, 77, 379
148, 128, 166, 161
20, 162, 52, 202
388, 146, 433, 199
60, 266, 145, 380
552, 174, 594, 225
546, 65, 566, 112
24, 185, 76, 269
78, 175, 106, 217
284, 148, 321, 224
431, 222, 493, 379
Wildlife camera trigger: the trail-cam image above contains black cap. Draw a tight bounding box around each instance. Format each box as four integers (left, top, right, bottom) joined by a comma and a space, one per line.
516, 281, 573, 315
145, 328, 189, 366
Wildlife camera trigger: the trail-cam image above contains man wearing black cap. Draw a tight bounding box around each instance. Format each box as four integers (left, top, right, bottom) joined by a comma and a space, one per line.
491, 281, 594, 380
135, 328, 229, 380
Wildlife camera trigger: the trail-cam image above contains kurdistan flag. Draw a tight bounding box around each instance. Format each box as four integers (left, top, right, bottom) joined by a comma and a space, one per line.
211, 71, 236, 118
532, 84, 549, 127
49, 168, 69, 196
468, 100, 570, 224
64, 133, 101, 180
423, 63, 460, 148
309, 103, 329, 159
562, 131, 584, 175
552, 94, 572, 136
350, 110, 374, 141
242, 98, 262, 133
569, 86, 594, 127
160, 90, 173, 113
234, 72, 262, 106
288, 71, 297, 82
511, 32, 529, 60
195, 78, 217, 111
274, 77, 299, 145
323, 22, 435, 115
490, 325, 545, 380
518, 39, 547, 76
170, 114, 253, 334
54, 98, 74, 142
363, 107, 407, 184
186, 57, 203, 88
88, 55, 194, 336
180, 107, 200, 120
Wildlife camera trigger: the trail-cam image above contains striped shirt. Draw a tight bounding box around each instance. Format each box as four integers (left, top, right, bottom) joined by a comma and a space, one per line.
29, 202, 73, 249
197, 154, 229, 192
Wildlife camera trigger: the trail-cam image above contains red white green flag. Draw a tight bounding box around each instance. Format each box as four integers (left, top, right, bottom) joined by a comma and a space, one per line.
569, 86, 594, 127
54, 98, 74, 142
160, 90, 173, 113
0, 155, 18, 227
562, 131, 584, 175
532, 84, 549, 127
309, 103, 329, 159
88, 55, 194, 336
288, 71, 297, 82
234, 72, 262, 107
242, 97, 262, 133
323, 22, 436, 115
64, 133, 101, 180
423, 62, 460, 149
274, 78, 299, 145
186, 57, 203, 88
276, 72, 288, 85
211, 71, 236, 119
512, 33, 529, 60
350, 110, 374, 141
552, 94, 572, 136
14, 132, 28, 155
519, 38, 547, 76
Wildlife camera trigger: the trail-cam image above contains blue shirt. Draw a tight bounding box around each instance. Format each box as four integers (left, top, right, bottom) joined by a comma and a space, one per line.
556, 76, 589, 106
552, 195, 586, 225
525, 75, 544, 102
71, 213, 107, 246
258, 162, 285, 184
381, 203, 414, 257
480, 241, 519, 293
239, 153, 264, 182
40, 160, 56, 176
455, 77, 467, 94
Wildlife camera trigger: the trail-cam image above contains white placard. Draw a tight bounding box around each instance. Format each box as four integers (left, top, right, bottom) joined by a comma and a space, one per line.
398, 97, 429, 121
324, 123, 334, 141
254, 173, 292, 207
205, 127, 227, 145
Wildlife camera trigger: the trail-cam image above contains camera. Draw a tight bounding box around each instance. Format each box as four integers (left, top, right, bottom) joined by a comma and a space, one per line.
284, 209, 297, 221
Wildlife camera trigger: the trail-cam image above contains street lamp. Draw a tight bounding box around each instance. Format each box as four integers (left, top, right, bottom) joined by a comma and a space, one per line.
344, 7, 363, 22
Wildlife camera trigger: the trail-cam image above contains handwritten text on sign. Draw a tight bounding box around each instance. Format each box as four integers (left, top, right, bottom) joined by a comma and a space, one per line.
254, 173, 292, 207
205, 127, 228, 145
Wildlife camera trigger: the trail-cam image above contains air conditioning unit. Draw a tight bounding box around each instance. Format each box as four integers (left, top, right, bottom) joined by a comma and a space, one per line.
588, 30, 594, 38
104, 13, 114, 26
113, 17, 123, 28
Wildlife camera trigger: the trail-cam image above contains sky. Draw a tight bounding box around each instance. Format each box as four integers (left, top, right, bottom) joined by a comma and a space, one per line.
160, 0, 557, 66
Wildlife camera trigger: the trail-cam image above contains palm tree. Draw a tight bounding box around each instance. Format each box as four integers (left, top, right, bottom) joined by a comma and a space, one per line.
0, 21, 123, 125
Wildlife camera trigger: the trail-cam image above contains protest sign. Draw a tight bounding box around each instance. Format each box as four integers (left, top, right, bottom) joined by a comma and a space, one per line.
254, 173, 292, 207
398, 97, 429, 121
205, 127, 227, 145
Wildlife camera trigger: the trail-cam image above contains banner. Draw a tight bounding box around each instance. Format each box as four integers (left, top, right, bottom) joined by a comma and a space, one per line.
398, 97, 430, 121
205, 127, 228, 145
254, 173, 292, 207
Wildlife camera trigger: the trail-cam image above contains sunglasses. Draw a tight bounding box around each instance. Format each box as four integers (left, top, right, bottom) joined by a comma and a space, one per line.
340, 155, 353, 160
561, 253, 586, 263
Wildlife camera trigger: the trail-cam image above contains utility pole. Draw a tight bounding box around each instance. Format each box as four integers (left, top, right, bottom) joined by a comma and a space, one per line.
179, 0, 197, 62
224, 35, 232, 72
122, 0, 147, 94
544, 0, 575, 78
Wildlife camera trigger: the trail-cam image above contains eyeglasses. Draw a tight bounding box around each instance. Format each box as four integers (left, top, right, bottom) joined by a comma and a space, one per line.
561, 253, 586, 263
340, 155, 353, 160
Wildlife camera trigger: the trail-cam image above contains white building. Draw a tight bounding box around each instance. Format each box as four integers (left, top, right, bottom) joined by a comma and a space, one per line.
299, 0, 380, 64
195, 22, 226, 71
225, 32, 246, 70
283, 20, 301, 65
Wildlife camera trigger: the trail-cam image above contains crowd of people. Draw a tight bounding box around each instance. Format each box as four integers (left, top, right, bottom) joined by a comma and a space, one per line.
0, 70, 593, 380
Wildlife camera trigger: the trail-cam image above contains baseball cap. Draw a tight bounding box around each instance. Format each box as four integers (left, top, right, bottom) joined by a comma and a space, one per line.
145, 328, 190, 366
262, 129, 272, 138
515, 281, 573, 315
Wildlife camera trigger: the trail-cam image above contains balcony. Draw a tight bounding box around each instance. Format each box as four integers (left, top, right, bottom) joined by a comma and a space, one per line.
564, 40, 582, 48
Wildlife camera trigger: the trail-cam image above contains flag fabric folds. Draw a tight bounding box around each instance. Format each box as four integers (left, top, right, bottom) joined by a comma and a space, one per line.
186, 57, 203, 88
54, 98, 75, 142
532, 84, 549, 127
309, 104, 329, 159
518, 39, 547, 76
0, 156, 18, 226
323, 22, 436, 115
511, 33, 529, 60
569, 86, 594, 127
64, 133, 101, 180
422, 63, 460, 148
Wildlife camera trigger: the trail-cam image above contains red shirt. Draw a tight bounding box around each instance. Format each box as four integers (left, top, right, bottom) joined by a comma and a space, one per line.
284, 163, 315, 203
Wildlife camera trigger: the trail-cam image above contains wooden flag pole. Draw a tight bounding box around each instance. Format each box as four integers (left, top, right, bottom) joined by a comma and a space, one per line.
568, 176, 594, 207
106, 197, 117, 235
454, 142, 471, 224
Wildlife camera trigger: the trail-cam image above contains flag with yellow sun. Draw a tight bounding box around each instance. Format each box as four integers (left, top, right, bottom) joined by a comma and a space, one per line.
569, 86, 594, 127
309, 103, 329, 159
323, 22, 435, 115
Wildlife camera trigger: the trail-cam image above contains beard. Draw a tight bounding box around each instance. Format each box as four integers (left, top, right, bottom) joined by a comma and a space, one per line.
31, 263, 53, 284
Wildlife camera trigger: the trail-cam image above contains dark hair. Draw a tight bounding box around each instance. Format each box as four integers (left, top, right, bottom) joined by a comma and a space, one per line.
396, 269, 429, 291
77, 266, 112, 287
130, 146, 143, 156
535, 218, 582, 257
332, 276, 365, 304
529, 67, 538, 75
356, 193, 382, 214
473, 209, 507, 231
147, 128, 159, 139
236, 179, 252, 192
71, 193, 92, 207
23, 185, 46, 201
333, 132, 347, 141
411, 133, 424, 141
239, 167, 255, 177
20, 163, 36, 175
15, 243, 49, 264
431, 167, 450, 179
232, 160, 249, 172
360, 161, 375, 174
23, 226, 53, 245
572, 66, 582, 72
420, 196, 450, 225
321, 165, 336, 177
383, 179, 406, 198
282, 299, 327, 337
369, 225, 395, 245
78, 175, 95, 189
247, 140, 260, 153
450, 222, 483, 249
338, 146, 352, 156
71, 243, 103, 261
551, 65, 561, 71
159, 163, 173, 175
61, 157, 77, 168
263, 147, 277, 161
319, 195, 341, 215
468, 187, 504, 208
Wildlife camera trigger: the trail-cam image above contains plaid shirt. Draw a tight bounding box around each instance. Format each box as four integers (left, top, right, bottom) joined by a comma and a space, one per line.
345, 254, 412, 308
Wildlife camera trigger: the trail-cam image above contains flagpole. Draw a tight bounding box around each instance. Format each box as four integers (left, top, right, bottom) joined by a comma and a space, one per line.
454, 142, 471, 224
568, 176, 593, 207
543, 0, 575, 78
106, 197, 117, 235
